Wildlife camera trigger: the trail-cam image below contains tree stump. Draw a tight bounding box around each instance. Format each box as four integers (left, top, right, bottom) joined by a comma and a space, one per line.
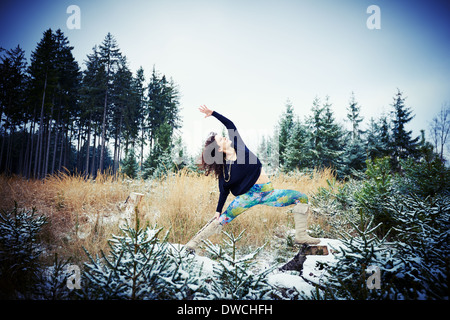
280, 244, 329, 273
121, 192, 144, 226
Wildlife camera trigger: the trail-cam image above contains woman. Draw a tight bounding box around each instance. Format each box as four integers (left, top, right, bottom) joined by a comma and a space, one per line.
185, 105, 319, 252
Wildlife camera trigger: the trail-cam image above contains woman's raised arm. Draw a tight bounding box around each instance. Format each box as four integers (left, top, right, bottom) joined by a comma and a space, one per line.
199, 105, 213, 118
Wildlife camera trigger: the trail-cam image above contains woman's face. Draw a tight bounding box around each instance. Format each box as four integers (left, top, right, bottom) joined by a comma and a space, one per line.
214, 135, 232, 153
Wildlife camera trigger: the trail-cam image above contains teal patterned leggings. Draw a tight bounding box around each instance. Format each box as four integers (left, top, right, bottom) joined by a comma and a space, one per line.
218, 181, 308, 225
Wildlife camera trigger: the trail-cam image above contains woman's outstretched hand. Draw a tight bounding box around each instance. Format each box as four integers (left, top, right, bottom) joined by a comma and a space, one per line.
199, 105, 213, 118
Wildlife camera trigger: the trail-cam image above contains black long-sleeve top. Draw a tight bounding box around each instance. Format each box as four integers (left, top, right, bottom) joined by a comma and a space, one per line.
211, 111, 262, 213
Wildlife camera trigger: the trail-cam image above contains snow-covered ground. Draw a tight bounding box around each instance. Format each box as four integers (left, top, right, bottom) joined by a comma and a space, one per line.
300, 238, 343, 287
185, 238, 345, 297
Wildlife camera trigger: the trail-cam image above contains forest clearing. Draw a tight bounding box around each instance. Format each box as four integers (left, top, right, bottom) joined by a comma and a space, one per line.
1, 1, 449, 302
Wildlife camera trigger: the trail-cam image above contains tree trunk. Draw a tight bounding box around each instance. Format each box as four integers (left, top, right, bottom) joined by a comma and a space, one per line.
63, 124, 70, 170
22, 121, 31, 177
90, 132, 97, 178
59, 123, 67, 172
5, 123, 13, 175
44, 103, 54, 178
0, 117, 6, 173
26, 106, 38, 179
85, 117, 91, 178
58, 123, 64, 173
114, 114, 123, 175
51, 105, 60, 175
76, 125, 83, 172
113, 122, 119, 175
39, 119, 48, 178
99, 86, 108, 173
140, 122, 144, 171
34, 72, 48, 179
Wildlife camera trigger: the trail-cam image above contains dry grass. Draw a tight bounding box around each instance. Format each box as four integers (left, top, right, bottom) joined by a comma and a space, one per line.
0, 168, 336, 262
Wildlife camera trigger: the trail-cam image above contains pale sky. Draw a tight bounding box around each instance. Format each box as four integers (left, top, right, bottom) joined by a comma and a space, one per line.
1, 0, 449, 156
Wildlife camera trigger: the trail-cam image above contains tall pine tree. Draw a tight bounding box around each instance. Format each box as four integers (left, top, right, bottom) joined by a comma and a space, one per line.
28, 29, 59, 178
0, 45, 27, 175
98, 33, 122, 173
390, 89, 419, 170
341, 92, 367, 176
366, 114, 392, 161
306, 96, 344, 173
80, 45, 106, 177
51, 29, 80, 176
134, 67, 147, 171
277, 99, 295, 167
143, 67, 181, 179
26, 29, 80, 178
282, 116, 309, 172
111, 55, 139, 174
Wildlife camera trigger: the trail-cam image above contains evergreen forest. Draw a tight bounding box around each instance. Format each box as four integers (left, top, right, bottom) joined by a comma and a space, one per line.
0, 29, 181, 180
1, 28, 449, 181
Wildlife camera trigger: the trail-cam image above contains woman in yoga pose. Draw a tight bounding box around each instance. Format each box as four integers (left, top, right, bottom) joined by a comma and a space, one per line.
185, 105, 319, 252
